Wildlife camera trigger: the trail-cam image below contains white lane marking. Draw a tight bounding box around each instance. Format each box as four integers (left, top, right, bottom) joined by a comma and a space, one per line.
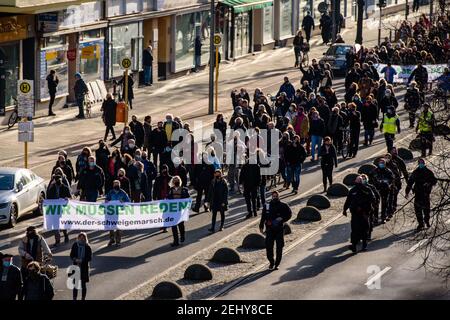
365, 267, 392, 287
0, 241, 11, 249
407, 239, 429, 253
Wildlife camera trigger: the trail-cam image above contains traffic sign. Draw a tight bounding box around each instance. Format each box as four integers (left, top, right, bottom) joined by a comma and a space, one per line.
18, 121, 34, 142
121, 57, 132, 69
17, 80, 34, 118
213, 34, 223, 46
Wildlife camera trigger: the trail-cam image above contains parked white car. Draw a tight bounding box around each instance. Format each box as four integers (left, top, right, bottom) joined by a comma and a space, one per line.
0, 168, 47, 227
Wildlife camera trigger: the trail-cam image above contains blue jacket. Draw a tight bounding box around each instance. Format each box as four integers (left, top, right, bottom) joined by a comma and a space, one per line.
105, 189, 130, 202
277, 82, 296, 101
380, 66, 397, 84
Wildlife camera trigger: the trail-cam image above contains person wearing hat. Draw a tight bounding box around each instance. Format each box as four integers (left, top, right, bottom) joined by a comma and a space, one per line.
207, 169, 229, 233
73, 73, 89, 119
416, 103, 435, 157
343, 175, 377, 253
0, 252, 22, 300
259, 191, 292, 269
380, 105, 401, 153
47, 174, 72, 247
18, 226, 52, 279
406, 159, 437, 231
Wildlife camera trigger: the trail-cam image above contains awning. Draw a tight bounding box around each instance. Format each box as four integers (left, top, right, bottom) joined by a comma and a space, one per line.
219, 0, 273, 13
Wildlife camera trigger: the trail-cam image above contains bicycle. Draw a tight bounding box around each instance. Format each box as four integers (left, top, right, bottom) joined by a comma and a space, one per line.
340, 127, 351, 160
7, 97, 19, 129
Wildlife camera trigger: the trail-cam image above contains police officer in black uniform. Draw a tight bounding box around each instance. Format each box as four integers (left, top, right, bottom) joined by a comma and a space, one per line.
360, 174, 380, 241
369, 158, 395, 224
384, 153, 402, 213
405, 158, 437, 231
259, 191, 292, 270
343, 175, 376, 253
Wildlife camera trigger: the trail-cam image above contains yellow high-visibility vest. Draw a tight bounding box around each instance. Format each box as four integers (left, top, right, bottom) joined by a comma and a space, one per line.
418, 111, 433, 133
383, 115, 398, 134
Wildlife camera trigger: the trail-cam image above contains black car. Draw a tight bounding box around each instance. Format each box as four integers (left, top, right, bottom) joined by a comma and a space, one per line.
320, 44, 354, 76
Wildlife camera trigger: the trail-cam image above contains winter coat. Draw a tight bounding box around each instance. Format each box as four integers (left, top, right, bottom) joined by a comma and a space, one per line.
284, 142, 307, 167
70, 242, 92, 282
101, 99, 117, 127
239, 163, 261, 189
361, 102, 378, 129
207, 178, 229, 211
309, 118, 326, 137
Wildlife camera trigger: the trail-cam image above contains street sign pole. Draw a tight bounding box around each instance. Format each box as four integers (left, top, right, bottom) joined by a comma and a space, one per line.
17, 80, 34, 168
215, 46, 219, 112
121, 57, 132, 127
208, 0, 215, 115
24, 137, 28, 169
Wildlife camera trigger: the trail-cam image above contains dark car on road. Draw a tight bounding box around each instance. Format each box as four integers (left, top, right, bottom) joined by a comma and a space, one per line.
320, 44, 354, 76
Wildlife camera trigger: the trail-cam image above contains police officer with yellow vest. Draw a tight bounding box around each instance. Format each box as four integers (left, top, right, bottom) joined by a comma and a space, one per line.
380, 106, 401, 152
416, 103, 435, 157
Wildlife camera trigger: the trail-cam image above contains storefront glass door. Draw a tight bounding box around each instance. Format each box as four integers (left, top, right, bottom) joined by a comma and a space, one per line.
234, 11, 251, 58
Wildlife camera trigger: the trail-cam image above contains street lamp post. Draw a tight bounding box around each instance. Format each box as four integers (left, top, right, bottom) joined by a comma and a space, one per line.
355, 0, 364, 44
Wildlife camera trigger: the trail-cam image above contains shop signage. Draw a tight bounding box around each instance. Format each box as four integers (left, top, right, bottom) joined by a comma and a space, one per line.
38, 13, 59, 33
67, 48, 77, 61
46, 51, 58, 61
156, 0, 208, 11
81, 46, 96, 60
0, 16, 33, 43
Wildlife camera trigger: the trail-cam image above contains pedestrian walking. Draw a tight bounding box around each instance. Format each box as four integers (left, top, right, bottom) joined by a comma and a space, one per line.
168, 176, 189, 247
404, 82, 421, 128
101, 93, 117, 141
70, 232, 92, 300
194, 36, 202, 72
259, 191, 292, 270
118, 72, 135, 110
46, 174, 71, 247
405, 158, 437, 231
192, 155, 215, 212
380, 106, 401, 152
77, 156, 105, 202
309, 111, 326, 161
111, 126, 136, 155
369, 159, 395, 224
343, 176, 376, 253
106, 180, 130, 246
284, 135, 307, 193
361, 96, 378, 146
46, 70, 58, 116
207, 170, 228, 233
143, 116, 152, 152
416, 103, 435, 157
0, 252, 22, 300
319, 136, 338, 193
150, 121, 168, 168
293, 30, 304, 68
74, 73, 89, 119
21, 262, 54, 300
240, 157, 261, 218
302, 11, 315, 43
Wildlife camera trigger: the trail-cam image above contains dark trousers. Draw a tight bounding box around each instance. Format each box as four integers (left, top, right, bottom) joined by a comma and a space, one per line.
391, 184, 400, 212
413, 0, 420, 11
77, 97, 85, 117
333, 131, 343, 150
54, 229, 68, 243
350, 214, 370, 246
364, 129, 375, 144
109, 230, 122, 244
211, 209, 225, 230
294, 47, 301, 66
265, 229, 284, 266
194, 187, 208, 210
322, 165, 333, 190
104, 125, 116, 140
408, 111, 417, 127
380, 191, 391, 220
244, 187, 258, 214
81, 190, 98, 202
73, 280, 87, 300
349, 130, 360, 157
384, 133, 395, 153
152, 152, 161, 168
172, 222, 185, 244
420, 133, 433, 156
49, 93, 55, 114
257, 184, 266, 208
415, 194, 431, 226
305, 29, 312, 42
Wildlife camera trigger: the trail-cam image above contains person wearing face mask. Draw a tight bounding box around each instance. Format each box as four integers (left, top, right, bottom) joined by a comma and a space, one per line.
343, 176, 376, 253
95, 140, 111, 176
406, 159, 437, 231
361, 96, 378, 146
69, 233, 92, 300
153, 164, 172, 202
379, 89, 399, 115
121, 138, 138, 159
192, 154, 215, 212
284, 135, 307, 194
308, 111, 325, 162
52, 154, 74, 185
150, 121, 168, 168
326, 107, 343, 146
416, 103, 435, 157
18, 226, 52, 279
360, 174, 380, 241
116, 168, 131, 196
140, 151, 157, 200
129, 115, 145, 149
75, 147, 92, 182
170, 157, 188, 188
111, 126, 136, 155
167, 176, 190, 247
259, 191, 292, 270
164, 113, 181, 148
369, 159, 395, 224
47, 175, 72, 247
77, 156, 105, 202
319, 137, 338, 193
207, 170, 229, 233
380, 106, 401, 153
101, 93, 117, 141
106, 180, 131, 246
285, 104, 297, 123
239, 156, 261, 218
0, 252, 22, 300
21, 261, 54, 300
143, 116, 153, 152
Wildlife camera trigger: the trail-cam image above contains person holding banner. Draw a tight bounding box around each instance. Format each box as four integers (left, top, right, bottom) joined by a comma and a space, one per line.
47, 174, 72, 247
106, 180, 131, 246
168, 176, 190, 247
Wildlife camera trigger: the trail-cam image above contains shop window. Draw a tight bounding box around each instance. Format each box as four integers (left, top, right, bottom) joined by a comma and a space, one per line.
0, 42, 19, 108
110, 23, 142, 78
79, 30, 104, 83
263, 5, 274, 43
280, 0, 293, 37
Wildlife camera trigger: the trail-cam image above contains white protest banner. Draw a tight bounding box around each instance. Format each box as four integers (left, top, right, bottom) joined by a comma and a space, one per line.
376, 63, 449, 84
43, 198, 192, 231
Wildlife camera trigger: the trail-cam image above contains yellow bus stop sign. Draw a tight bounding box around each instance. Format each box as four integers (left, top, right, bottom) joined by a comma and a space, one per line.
213, 34, 222, 46
121, 57, 132, 69
19, 81, 31, 94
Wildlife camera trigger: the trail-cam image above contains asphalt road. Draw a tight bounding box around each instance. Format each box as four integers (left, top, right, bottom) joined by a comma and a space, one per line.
0, 10, 443, 300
